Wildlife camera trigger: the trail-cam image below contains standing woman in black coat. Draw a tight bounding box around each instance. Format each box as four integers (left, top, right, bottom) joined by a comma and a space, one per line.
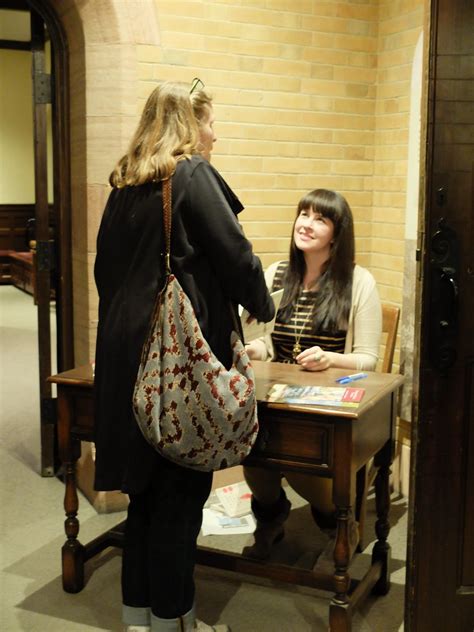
94, 81, 274, 632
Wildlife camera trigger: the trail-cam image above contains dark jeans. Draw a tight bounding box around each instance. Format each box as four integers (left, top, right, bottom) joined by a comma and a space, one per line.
122, 455, 212, 619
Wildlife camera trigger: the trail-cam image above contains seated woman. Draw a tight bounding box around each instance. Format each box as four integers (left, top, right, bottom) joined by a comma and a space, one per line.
243, 188, 382, 561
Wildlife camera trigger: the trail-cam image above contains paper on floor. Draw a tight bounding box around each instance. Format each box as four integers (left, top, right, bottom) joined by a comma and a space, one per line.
201, 508, 256, 536
201, 485, 256, 536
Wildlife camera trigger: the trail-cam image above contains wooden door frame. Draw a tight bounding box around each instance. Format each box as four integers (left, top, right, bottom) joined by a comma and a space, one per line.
406, 0, 474, 627
28, 0, 74, 373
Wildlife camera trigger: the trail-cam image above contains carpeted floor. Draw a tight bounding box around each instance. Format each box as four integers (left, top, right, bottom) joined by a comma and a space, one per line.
0, 285, 406, 631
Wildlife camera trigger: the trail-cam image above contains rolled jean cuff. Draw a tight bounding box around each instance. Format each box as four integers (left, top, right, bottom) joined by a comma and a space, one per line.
123, 604, 151, 626
150, 603, 195, 631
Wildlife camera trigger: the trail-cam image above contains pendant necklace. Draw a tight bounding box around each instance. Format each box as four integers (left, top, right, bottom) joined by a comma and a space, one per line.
292, 292, 312, 360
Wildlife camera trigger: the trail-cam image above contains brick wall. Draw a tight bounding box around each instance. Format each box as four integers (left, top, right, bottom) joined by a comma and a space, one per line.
372, 0, 425, 369
133, 0, 425, 373
60, 0, 425, 369
138, 1, 383, 270
137, 1, 424, 306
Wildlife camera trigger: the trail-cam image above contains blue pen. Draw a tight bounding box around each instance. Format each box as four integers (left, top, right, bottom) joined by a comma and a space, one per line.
335, 372, 368, 385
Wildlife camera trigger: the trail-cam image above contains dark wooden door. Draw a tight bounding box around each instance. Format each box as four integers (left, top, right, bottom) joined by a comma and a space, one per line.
406, 0, 474, 629
28, 1, 74, 476
30, 9, 56, 476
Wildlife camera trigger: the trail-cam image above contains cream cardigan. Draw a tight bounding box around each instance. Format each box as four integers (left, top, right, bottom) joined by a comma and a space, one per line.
252, 261, 382, 371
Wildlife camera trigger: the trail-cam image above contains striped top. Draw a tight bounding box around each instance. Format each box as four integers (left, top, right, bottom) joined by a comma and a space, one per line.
271, 261, 347, 364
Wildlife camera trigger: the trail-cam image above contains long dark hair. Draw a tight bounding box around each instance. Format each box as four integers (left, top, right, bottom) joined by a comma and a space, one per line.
279, 189, 355, 332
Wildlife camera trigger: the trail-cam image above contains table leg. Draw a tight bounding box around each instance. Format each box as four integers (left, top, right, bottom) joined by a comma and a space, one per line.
329, 506, 353, 632
57, 389, 86, 593
62, 460, 86, 592
371, 460, 392, 595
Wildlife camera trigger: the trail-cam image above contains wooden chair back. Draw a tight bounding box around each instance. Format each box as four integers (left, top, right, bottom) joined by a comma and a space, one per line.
380, 303, 400, 374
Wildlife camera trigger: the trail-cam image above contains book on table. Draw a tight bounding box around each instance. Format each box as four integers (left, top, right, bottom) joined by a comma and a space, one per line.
267, 383, 365, 408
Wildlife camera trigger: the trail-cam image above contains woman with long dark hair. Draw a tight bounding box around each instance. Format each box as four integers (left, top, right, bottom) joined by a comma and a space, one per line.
244, 188, 381, 562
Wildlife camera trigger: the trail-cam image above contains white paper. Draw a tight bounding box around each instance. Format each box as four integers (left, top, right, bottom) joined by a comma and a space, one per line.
240, 288, 284, 342
201, 487, 256, 536
201, 508, 256, 536
214, 481, 253, 517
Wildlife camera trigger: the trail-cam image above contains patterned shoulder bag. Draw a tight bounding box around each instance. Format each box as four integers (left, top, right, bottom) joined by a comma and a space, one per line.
132, 177, 259, 471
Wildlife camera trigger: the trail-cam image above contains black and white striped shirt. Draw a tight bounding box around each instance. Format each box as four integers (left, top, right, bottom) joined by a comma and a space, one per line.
271, 261, 346, 364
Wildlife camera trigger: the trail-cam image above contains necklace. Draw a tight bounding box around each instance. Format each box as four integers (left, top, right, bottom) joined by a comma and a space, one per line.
292, 292, 312, 360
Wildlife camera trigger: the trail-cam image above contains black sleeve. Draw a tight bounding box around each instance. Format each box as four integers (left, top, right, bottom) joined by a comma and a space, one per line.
186, 162, 274, 323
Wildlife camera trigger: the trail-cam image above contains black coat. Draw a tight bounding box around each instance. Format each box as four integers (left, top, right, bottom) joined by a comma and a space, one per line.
93, 155, 274, 492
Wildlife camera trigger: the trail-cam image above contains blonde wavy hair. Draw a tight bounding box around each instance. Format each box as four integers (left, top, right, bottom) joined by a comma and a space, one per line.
109, 81, 212, 187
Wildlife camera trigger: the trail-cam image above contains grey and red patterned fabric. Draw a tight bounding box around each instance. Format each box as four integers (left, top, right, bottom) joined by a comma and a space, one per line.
133, 272, 259, 472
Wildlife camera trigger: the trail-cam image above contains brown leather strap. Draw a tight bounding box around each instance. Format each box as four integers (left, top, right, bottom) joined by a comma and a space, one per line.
162, 178, 172, 273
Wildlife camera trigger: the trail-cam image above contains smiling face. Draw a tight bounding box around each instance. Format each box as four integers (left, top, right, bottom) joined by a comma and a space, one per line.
293, 207, 335, 259
198, 104, 217, 161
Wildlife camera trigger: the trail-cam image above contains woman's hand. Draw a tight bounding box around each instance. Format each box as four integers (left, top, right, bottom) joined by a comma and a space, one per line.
296, 346, 332, 371
245, 339, 265, 360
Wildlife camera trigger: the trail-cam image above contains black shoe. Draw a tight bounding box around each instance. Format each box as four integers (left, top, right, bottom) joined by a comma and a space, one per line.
242, 498, 291, 560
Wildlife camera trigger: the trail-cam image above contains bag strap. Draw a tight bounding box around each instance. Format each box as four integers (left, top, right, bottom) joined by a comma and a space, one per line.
138, 178, 173, 366
162, 177, 172, 275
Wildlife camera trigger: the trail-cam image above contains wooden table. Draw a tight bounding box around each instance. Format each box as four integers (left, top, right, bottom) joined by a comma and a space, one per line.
49, 361, 403, 632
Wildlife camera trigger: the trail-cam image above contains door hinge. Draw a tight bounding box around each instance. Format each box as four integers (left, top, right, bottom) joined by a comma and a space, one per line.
416, 230, 424, 282
36, 240, 55, 272
34, 72, 52, 104
41, 397, 57, 425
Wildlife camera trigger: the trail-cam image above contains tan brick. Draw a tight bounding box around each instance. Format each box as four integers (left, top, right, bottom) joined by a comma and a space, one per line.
266, 0, 314, 14
138, 63, 155, 81
377, 64, 412, 84
373, 268, 404, 287
312, 15, 376, 38
356, 254, 371, 268
210, 4, 302, 30
182, 49, 240, 71
228, 139, 299, 157
157, 1, 206, 19
343, 190, 373, 206
333, 66, 377, 83
378, 47, 416, 68
262, 57, 312, 77
342, 146, 370, 161
331, 160, 373, 176
335, 4, 378, 21
335, 97, 374, 115
372, 172, 407, 189
262, 157, 332, 174
78, 0, 425, 374
243, 221, 291, 238
239, 56, 264, 73
383, 1, 425, 20
137, 44, 162, 63
333, 33, 377, 53
303, 47, 348, 66
372, 222, 405, 239
206, 37, 269, 57
298, 143, 345, 159
371, 253, 404, 272
333, 130, 374, 145
252, 237, 292, 253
